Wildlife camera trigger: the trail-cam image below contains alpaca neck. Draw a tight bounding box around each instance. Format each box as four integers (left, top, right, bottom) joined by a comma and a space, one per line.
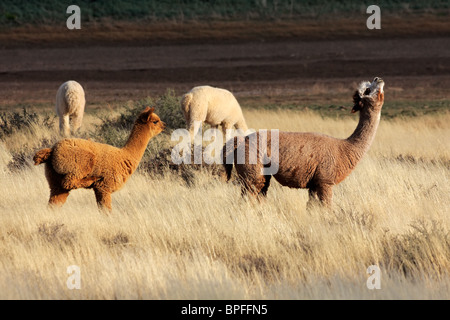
345, 108, 381, 161
235, 118, 248, 133
122, 124, 152, 162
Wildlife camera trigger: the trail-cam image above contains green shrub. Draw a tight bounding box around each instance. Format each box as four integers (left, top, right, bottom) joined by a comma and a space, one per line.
1, 0, 448, 26
95, 90, 184, 146
93, 97, 153, 147
154, 89, 186, 131
0, 107, 55, 139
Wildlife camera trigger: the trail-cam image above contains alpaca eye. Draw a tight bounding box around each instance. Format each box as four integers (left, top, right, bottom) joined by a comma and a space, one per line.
153, 120, 159, 124
364, 88, 371, 95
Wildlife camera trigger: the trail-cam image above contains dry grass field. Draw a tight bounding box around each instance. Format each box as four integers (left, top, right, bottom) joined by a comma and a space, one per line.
0, 107, 448, 299
0, 0, 449, 304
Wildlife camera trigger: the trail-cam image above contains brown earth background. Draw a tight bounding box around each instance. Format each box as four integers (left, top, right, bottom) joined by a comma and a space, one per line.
0, 15, 449, 111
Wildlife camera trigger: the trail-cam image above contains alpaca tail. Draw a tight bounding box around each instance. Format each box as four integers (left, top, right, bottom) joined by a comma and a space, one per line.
180, 93, 193, 117
224, 162, 233, 181
33, 148, 52, 165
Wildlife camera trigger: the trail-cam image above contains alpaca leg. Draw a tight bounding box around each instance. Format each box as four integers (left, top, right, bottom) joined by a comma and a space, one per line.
183, 111, 190, 130
240, 187, 248, 197
62, 173, 81, 190
307, 188, 320, 209
48, 188, 70, 207
239, 175, 266, 201
316, 184, 333, 207
240, 183, 250, 197
71, 113, 83, 135
44, 164, 69, 207
259, 175, 272, 197
222, 122, 233, 142
240, 179, 256, 198
188, 121, 202, 141
77, 176, 99, 188
250, 175, 272, 203
240, 185, 260, 203
63, 174, 99, 189
210, 125, 219, 143
94, 188, 112, 212
59, 114, 70, 136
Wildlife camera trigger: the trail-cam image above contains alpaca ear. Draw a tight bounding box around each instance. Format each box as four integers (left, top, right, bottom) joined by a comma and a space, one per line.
351, 101, 363, 113
143, 106, 155, 122
351, 91, 363, 113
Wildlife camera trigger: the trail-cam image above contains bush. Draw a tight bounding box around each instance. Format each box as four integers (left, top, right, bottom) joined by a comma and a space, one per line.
95, 90, 184, 147
94, 97, 153, 147
155, 89, 186, 131
0, 108, 57, 171
0, 107, 55, 139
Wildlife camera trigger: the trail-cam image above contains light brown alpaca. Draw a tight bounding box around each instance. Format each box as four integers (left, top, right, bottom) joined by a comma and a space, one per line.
223, 77, 385, 207
33, 107, 165, 211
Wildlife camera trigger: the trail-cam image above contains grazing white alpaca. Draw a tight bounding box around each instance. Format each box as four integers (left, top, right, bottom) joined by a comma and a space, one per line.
55, 80, 85, 136
180, 86, 248, 140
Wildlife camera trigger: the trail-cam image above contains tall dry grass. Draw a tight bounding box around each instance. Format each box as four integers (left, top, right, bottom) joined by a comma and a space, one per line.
0, 109, 449, 299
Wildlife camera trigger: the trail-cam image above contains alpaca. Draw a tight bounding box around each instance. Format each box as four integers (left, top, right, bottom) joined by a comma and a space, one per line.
181, 86, 248, 139
56, 80, 86, 136
223, 77, 385, 207
33, 107, 165, 211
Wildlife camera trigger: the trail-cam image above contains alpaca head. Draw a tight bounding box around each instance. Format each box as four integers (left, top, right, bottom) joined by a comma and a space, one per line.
352, 77, 385, 113
136, 106, 165, 136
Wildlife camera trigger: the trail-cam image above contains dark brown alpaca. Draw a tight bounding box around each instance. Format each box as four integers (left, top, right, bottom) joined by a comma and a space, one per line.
223, 77, 385, 207
33, 107, 165, 211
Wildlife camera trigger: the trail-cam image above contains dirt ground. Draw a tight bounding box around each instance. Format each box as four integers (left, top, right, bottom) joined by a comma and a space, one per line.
0, 18, 449, 110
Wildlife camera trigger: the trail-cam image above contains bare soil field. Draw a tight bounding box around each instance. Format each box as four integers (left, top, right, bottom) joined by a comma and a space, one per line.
0, 18, 449, 110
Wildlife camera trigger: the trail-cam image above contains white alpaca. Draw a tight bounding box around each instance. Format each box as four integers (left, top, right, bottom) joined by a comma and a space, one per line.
180, 86, 248, 139
55, 80, 85, 136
